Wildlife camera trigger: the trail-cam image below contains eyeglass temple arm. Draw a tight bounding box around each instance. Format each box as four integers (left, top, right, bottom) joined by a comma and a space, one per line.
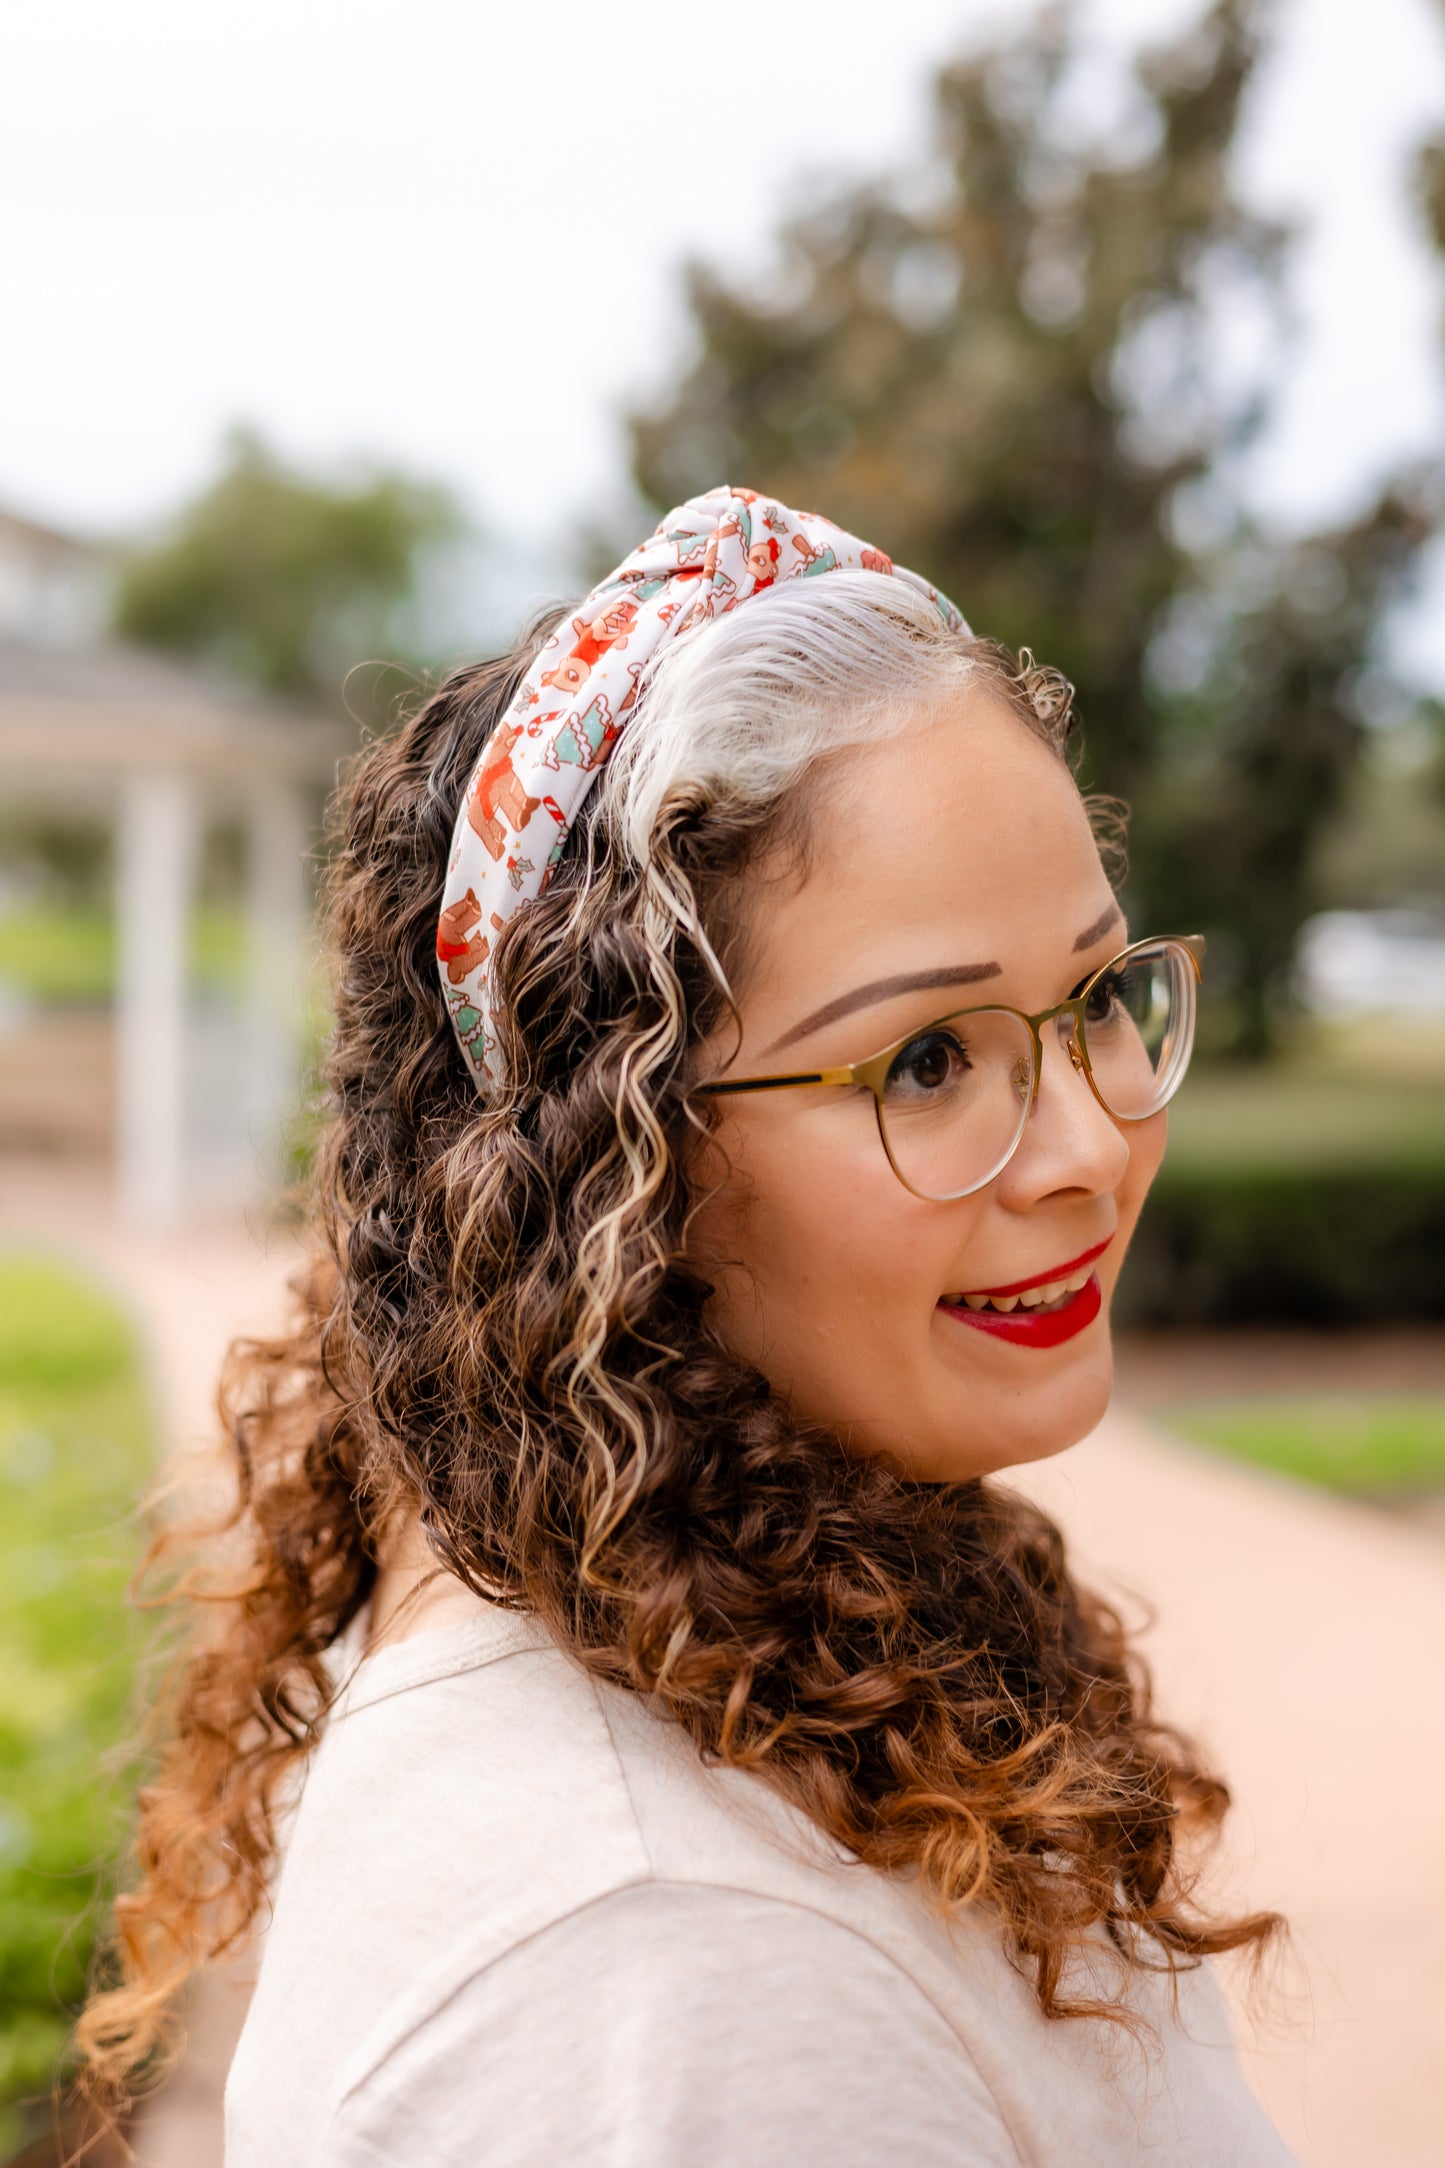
696, 1066, 853, 1096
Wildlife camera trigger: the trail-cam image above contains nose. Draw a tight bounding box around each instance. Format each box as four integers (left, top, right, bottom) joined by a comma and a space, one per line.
1006, 1013, 1127, 1193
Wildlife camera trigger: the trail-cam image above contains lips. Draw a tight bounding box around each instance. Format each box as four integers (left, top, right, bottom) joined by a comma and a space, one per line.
938, 1272, 1102, 1349
953, 1235, 1113, 1301
935, 1235, 1113, 1353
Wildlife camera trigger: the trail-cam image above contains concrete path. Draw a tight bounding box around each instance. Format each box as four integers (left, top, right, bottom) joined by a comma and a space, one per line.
3, 1161, 1441, 2168
1008, 1416, 1445, 2168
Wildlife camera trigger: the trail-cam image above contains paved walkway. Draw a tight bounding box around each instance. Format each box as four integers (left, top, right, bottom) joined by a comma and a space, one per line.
1009, 1417, 1445, 2168
4, 1161, 1442, 2168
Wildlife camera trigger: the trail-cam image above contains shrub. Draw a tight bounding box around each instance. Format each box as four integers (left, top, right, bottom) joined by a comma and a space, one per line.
0, 1259, 151, 2160
1122, 1163, 1445, 1326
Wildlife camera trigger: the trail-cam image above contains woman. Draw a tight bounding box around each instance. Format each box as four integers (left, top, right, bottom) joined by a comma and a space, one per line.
79, 488, 1292, 2164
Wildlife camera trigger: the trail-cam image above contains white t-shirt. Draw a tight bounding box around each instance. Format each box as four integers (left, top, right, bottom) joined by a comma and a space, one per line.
224, 1596, 1295, 2166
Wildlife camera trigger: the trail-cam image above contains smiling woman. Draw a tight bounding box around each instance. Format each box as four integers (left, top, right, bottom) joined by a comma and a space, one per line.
76, 491, 1292, 2166
678, 699, 1167, 1482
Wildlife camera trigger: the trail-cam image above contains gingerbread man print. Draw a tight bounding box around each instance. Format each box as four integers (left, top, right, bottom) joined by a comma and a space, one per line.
436, 890, 506, 986
540, 598, 641, 696
467, 722, 543, 861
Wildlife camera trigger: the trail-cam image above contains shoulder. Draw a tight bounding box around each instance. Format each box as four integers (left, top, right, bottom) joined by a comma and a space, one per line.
289, 1604, 897, 1942
229, 1610, 1298, 2168
231, 1611, 660, 2161
322, 1881, 1020, 2168
253, 1607, 1067, 2046
282, 1611, 659, 1953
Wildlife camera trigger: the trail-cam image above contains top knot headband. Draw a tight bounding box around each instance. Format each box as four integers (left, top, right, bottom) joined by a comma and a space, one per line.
437, 483, 969, 1090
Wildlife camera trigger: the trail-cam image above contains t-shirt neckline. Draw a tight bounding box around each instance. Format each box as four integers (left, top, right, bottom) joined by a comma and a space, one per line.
325, 1602, 555, 1720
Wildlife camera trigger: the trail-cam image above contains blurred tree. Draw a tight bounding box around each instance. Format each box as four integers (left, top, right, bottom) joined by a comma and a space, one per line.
625, 0, 1443, 1057
1410, 21, 1445, 820
631, 0, 1284, 811
114, 429, 461, 711
1307, 716, 1445, 915
1130, 479, 1439, 1056
1415, 47, 1445, 261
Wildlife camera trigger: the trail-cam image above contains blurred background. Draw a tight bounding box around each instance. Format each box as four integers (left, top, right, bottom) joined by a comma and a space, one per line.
1, 1, 1443, 2163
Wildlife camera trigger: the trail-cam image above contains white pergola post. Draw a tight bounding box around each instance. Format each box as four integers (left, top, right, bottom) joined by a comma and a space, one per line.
245, 783, 311, 1182
115, 769, 198, 1227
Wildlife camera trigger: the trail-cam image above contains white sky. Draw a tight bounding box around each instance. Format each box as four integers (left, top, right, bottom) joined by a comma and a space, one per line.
6, 0, 1445, 668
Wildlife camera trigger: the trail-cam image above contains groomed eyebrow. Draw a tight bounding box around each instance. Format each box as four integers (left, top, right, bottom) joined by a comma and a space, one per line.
764, 961, 1001, 1055
762, 899, 1125, 1055
1072, 898, 1125, 953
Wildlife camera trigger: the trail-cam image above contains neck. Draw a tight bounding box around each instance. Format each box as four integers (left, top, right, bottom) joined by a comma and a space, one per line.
365, 1505, 492, 1656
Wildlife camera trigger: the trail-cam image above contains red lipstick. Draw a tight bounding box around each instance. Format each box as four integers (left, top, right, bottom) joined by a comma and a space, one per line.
937, 1236, 1113, 1351
938, 1274, 1102, 1349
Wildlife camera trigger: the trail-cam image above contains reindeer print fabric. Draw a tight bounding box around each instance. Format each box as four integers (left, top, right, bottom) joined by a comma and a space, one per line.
437, 483, 968, 1089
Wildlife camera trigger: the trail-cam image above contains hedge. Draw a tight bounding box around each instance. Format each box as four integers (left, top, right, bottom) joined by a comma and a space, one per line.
1120, 1162, 1445, 1326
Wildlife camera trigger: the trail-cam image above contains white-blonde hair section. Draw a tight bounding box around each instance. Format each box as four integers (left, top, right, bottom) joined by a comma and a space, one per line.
599, 569, 985, 868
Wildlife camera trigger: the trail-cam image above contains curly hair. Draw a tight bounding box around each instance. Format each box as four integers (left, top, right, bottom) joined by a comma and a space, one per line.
73, 579, 1277, 2126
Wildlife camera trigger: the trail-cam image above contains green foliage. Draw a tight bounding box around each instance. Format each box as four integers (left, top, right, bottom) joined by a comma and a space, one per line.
1162, 1059, 1445, 1173
1307, 718, 1445, 911
1114, 1027, 1445, 1326
632, 0, 1273, 797
1130, 486, 1440, 1058
0, 819, 113, 914
630, 0, 1283, 796
276, 990, 335, 1205
0, 1260, 153, 2158
113, 428, 461, 711
1123, 1162, 1445, 1327
625, 0, 1443, 1060
0, 903, 246, 1004
1157, 1393, 1445, 1494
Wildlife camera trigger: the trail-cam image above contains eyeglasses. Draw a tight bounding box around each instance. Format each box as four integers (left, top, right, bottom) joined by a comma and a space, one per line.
696, 933, 1205, 1203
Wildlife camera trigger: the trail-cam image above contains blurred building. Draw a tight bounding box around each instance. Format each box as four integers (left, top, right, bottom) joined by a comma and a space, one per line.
0, 505, 110, 647
0, 506, 344, 1225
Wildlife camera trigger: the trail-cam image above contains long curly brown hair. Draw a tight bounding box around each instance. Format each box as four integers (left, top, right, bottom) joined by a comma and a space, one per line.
75, 591, 1278, 2127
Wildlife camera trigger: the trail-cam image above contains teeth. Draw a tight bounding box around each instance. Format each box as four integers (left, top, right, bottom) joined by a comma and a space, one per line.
946, 1263, 1096, 1315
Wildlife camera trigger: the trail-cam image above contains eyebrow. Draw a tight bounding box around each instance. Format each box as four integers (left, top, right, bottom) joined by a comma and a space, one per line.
763, 961, 1000, 1055
1073, 898, 1126, 952
761, 899, 1125, 1055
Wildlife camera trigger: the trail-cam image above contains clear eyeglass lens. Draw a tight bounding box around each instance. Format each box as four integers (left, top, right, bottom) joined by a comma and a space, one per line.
1078, 938, 1196, 1120
877, 1007, 1034, 1202
875, 941, 1196, 1202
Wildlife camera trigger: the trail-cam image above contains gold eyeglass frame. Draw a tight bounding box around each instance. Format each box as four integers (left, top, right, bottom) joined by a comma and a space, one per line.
695, 932, 1206, 1203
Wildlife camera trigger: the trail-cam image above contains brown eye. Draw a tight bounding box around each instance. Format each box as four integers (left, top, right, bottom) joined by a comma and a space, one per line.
1085, 966, 1135, 1029
884, 1031, 971, 1102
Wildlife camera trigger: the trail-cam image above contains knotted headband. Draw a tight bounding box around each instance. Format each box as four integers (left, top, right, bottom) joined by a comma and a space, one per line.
437, 484, 968, 1090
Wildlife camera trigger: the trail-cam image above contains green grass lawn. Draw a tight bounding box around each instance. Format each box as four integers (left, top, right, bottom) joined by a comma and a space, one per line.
1164, 1066, 1445, 1174
1155, 1392, 1445, 1496
0, 1256, 155, 2157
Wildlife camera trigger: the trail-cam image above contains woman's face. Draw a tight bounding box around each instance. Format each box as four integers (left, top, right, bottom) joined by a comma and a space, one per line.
686, 691, 1169, 1483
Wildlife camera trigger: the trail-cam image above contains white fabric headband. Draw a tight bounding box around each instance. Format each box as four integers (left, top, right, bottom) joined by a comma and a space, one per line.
437, 483, 967, 1090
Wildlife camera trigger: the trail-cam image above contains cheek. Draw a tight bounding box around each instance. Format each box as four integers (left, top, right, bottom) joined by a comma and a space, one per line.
688, 1106, 942, 1376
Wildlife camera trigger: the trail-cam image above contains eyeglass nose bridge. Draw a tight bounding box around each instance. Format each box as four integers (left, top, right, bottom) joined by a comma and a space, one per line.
1017, 996, 1099, 1117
